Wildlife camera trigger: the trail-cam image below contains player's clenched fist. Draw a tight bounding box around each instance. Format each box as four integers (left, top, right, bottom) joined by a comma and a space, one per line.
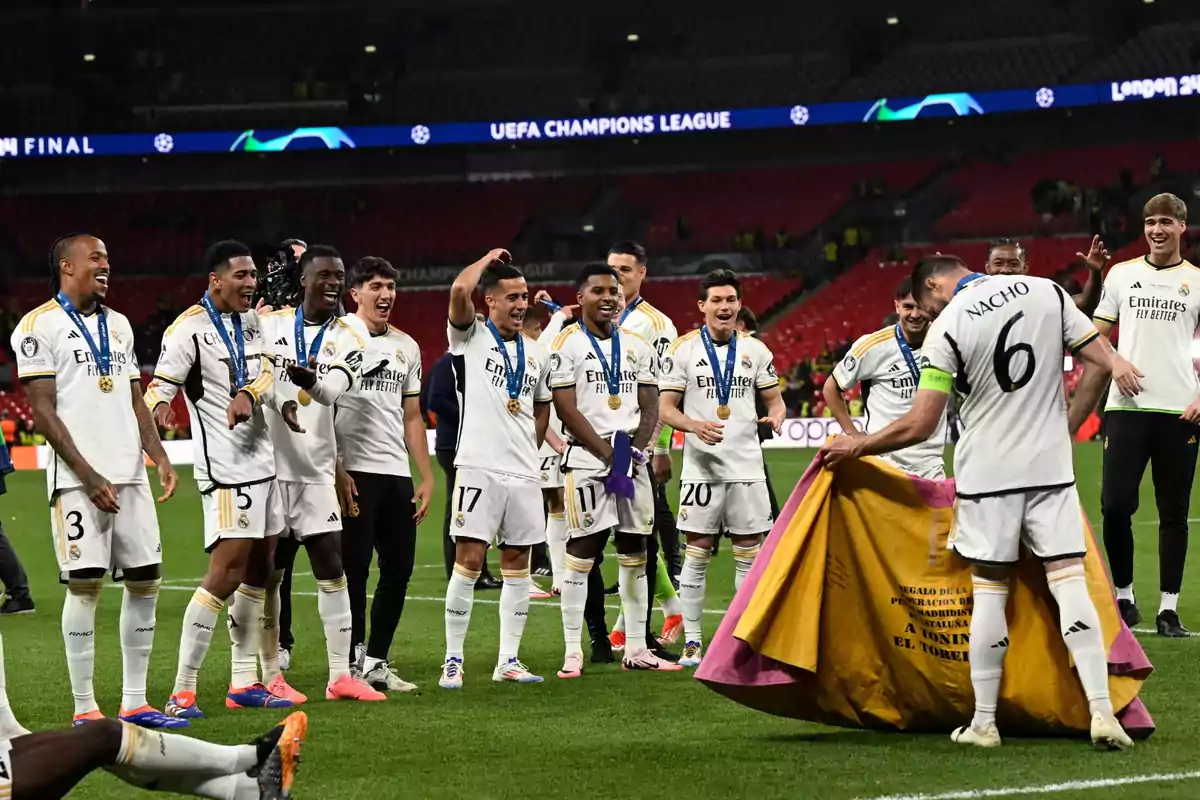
226, 391, 255, 429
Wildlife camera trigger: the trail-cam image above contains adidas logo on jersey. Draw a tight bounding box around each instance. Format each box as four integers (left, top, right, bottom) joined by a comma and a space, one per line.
697, 358, 709, 367
67, 330, 81, 339
1064, 620, 1091, 636
1131, 282, 1142, 289
275, 337, 288, 346
584, 352, 597, 360
327, 512, 339, 523
887, 363, 900, 372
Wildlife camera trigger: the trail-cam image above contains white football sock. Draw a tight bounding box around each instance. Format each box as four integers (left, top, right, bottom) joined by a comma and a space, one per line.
732, 543, 761, 592
120, 579, 160, 711
63, 577, 103, 716
227, 585, 265, 689
546, 512, 567, 592
1116, 585, 1134, 602
444, 564, 479, 661
613, 613, 626, 634
661, 593, 683, 619
0, 632, 27, 738
1160, 592, 1179, 614
679, 545, 711, 645
1047, 565, 1113, 717
316, 576, 352, 683
174, 588, 224, 694
559, 555, 592, 657
498, 567, 531, 664
617, 553, 649, 657
120, 773, 261, 800
968, 575, 1010, 730
259, 570, 284, 684
115, 721, 259, 775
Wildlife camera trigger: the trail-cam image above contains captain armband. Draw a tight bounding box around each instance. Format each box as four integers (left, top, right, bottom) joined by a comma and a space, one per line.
918, 367, 953, 395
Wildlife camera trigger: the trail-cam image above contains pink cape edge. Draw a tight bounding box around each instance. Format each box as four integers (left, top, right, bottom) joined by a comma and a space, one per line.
693, 455, 1155, 736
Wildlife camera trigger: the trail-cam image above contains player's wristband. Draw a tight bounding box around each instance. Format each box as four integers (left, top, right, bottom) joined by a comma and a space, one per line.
653, 425, 673, 455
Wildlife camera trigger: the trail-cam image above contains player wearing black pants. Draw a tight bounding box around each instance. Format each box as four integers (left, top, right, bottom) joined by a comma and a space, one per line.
341, 472, 418, 679
1093, 192, 1199, 637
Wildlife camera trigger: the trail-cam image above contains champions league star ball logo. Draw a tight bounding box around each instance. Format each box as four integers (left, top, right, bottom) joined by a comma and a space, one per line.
789, 105, 810, 126
411, 125, 431, 145
153, 133, 174, 153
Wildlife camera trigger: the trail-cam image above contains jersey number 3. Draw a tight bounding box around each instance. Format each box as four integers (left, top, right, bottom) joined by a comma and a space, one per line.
993, 312, 1035, 393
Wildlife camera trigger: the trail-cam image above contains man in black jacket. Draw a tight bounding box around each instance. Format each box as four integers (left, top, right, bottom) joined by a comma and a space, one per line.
0, 442, 33, 615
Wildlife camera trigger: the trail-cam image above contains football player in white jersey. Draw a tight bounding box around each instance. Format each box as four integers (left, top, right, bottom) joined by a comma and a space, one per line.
145, 240, 303, 719
607, 241, 685, 654
13, 234, 180, 729
334, 256, 431, 693
821, 254, 1143, 750
549, 264, 682, 677
440, 250, 553, 688
659, 270, 786, 667
530, 297, 571, 595
1093, 193, 1200, 637
0, 628, 308, 800
824, 276, 947, 479
257, 246, 385, 704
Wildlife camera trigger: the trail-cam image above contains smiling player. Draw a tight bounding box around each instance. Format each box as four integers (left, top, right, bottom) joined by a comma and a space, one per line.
658, 270, 786, 668
13, 233, 180, 729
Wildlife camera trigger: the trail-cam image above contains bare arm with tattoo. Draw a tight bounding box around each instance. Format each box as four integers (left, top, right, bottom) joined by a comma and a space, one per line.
632, 384, 659, 451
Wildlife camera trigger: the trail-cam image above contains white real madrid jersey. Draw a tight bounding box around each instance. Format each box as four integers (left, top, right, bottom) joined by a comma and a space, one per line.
1093, 256, 1200, 415
922, 274, 1098, 498
448, 318, 552, 482
547, 321, 657, 471
659, 330, 778, 483
12, 301, 148, 497
832, 326, 947, 479
334, 323, 423, 477
260, 310, 365, 484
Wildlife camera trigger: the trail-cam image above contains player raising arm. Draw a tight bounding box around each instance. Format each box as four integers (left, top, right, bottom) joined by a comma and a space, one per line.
145, 240, 302, 720
658, 270, 785, 668
440, 250, 553, 688
13, 234, 180, 730
821, 255, 1141, 750
985, 236, 1108, 316
823, 276, 947, 478
550, 264, 680, 677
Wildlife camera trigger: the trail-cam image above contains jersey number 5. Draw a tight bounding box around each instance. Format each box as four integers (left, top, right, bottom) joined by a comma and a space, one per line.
993, 312, 1035, 393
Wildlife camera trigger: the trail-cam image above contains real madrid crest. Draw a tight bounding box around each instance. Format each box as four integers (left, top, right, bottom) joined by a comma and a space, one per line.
1181, 281, 1191, 297
679, 508, 689, 521
323, 344, 336, 358
395, 349, 406, 364
626, 349, 637, 366
583, 513, 594, 528
455, 513, 465, 528
741, 354, 752, 370
238, 513, 251, 530
69, 544, 81, 561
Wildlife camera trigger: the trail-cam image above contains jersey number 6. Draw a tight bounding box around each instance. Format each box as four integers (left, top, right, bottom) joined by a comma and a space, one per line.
993, 311, 1035, 393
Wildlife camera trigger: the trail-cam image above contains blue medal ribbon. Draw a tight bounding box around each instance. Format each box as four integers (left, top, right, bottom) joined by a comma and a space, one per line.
582, 323, 622, 400
485, 319, 526, 406
199, 291, 246, 395
295, 307, 336, 367
538, 297, 562, 312
894, 324, 921, 386
619, 296, 643, 324
699, 324, 737, 411
954, 272, 986, 295
55, 291, 110, 377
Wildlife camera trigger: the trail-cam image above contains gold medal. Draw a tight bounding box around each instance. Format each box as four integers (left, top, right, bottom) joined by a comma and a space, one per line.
347, 501, 361, 518
608, 395, 622, 410
506, 398, 521, 414
297, 389, 312, 407
716, 404, 731, 420
98, 375, 113, 394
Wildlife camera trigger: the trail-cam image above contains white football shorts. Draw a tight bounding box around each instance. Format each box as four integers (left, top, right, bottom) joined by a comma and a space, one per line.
563, 465, 654, 539
201, 481, 284, 552
451, 467, 545, 548
51, 483, 161, 573
676, 480, 773, 536
538, 450, 564, 490
949, 486, 1088, 565
277, 481, 342, 539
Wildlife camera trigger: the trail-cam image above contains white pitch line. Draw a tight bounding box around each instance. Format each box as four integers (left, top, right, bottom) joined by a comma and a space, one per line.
860, 771, 1200, 800
1130, 626, 1198, 637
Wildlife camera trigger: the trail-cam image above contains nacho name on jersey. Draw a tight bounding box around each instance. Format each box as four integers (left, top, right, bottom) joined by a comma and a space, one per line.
961, 280, 1030, 319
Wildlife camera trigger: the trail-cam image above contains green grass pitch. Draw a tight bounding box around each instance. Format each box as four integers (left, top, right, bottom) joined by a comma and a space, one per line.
0, 444, 1196, 799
